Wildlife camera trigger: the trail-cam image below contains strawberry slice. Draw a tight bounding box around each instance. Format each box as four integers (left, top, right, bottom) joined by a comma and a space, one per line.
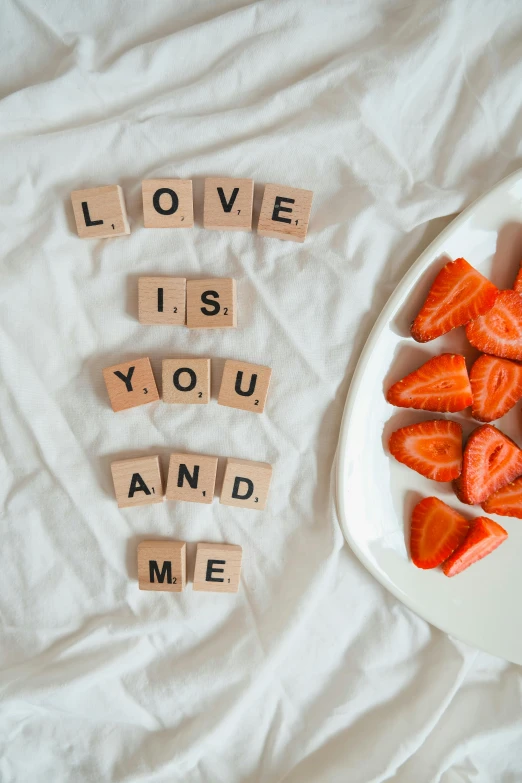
482, 476, 522, 519
453, 424, 522, 505
410, 497, 470, 569
389, 419, 462, 481
469, 354, 522, 422
513, 266, 522, 295
466, 291, 522, 361
386, 354, 472, 412
411, 257, 498, 342
442, 516, 508, 577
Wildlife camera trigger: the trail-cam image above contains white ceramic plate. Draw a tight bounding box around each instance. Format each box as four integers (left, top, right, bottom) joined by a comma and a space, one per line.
336, 170, 522, 663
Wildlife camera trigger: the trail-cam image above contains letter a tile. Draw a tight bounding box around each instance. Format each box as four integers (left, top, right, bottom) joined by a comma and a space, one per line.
111, 455, 163, 508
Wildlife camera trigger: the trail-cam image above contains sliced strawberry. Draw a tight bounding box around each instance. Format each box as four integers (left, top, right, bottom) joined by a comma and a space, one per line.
442, 516, 508, 577
386, 354, 472, 412
469, 354, 522, 422
411, 257, 498, 343
389, 419, 462, 481
482, 476, 522, 519
453, 424, 522, 505
466, 291, 522, 361
410, 497, 470, 569
513, 266, 522, 295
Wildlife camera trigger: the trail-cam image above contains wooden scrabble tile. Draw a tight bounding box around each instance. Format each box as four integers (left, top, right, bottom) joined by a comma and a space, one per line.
111, 455, 163, 508
71, 185, 130, 238
203, 177, 254, 231
103, 357, 159, 412
186, 278, 237, 328
193, 543, 243, 593
257, 183, 313, 242
220, 458, 272, 510
218, 359, 272, 413
162, 358, 210, 404
137, 540, 186, 592
142, 179, 194, 228
138, 277, 186, 326
166, 453, 218, 505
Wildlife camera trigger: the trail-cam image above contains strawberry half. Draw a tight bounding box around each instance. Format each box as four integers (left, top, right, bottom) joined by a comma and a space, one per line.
453, 424, 522, 505
442, 516, 508, 577
386, 354, 472, 412
389, 419, 462, 481
410, 497, 470, 569
466, 290, 522, 361
411, 257, 498, 343
469, 354, 522, 422
482, 476, 522, 519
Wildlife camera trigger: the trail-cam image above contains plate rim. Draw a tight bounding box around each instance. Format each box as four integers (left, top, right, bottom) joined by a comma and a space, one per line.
335, 167, 522, 660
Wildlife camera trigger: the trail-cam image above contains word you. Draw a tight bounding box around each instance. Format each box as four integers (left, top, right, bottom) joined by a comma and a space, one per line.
103, 356, 272, 414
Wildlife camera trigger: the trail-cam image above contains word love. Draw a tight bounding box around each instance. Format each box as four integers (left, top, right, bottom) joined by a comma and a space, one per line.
112, 454, 272, 511
71, 177, 314, 243
138, 541, 243, 594
103, 357, 272, 413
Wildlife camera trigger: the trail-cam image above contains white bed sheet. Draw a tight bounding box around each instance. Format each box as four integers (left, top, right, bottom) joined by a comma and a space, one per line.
1, 1, 521, 781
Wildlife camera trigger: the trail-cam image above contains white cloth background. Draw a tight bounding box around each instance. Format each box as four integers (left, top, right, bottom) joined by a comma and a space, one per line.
1, 1, 521, 781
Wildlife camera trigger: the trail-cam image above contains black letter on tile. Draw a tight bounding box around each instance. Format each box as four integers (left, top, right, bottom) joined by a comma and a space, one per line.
201, 290, 220, 316
128, 472, 151, 497
82, 201, 103, 227
178, 464, 199, 489
217, 187, 239, 213
235, 371, 257, 397
157, 288, 164, 312
232, 477, 254, 500
173, 368, 197, 392
149, 560, 172, 584
272, 196, 294, 224
153, 188, 179, 215
114, 366, 135, 392
206, 559, 225, 582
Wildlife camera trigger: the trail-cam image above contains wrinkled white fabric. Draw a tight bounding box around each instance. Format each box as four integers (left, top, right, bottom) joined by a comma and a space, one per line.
1, 1, 522, 781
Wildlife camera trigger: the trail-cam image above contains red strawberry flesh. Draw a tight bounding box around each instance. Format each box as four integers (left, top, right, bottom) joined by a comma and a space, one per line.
389, 419, 462, 481
482, 476, 522, 519
411, 257, 498, 343
410, 497, 470, 569
453, 424, 522, 505
386, 353, 472, 412
466, 290, 522, 361
442, 516, 508, 577
469, 354, 522, 422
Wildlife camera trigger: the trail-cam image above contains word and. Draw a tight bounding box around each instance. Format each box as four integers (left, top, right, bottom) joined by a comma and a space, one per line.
102, 356, 272, 413
111, 454, 272, 511
137, 541, 243, 594
71, 177, 314, 243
